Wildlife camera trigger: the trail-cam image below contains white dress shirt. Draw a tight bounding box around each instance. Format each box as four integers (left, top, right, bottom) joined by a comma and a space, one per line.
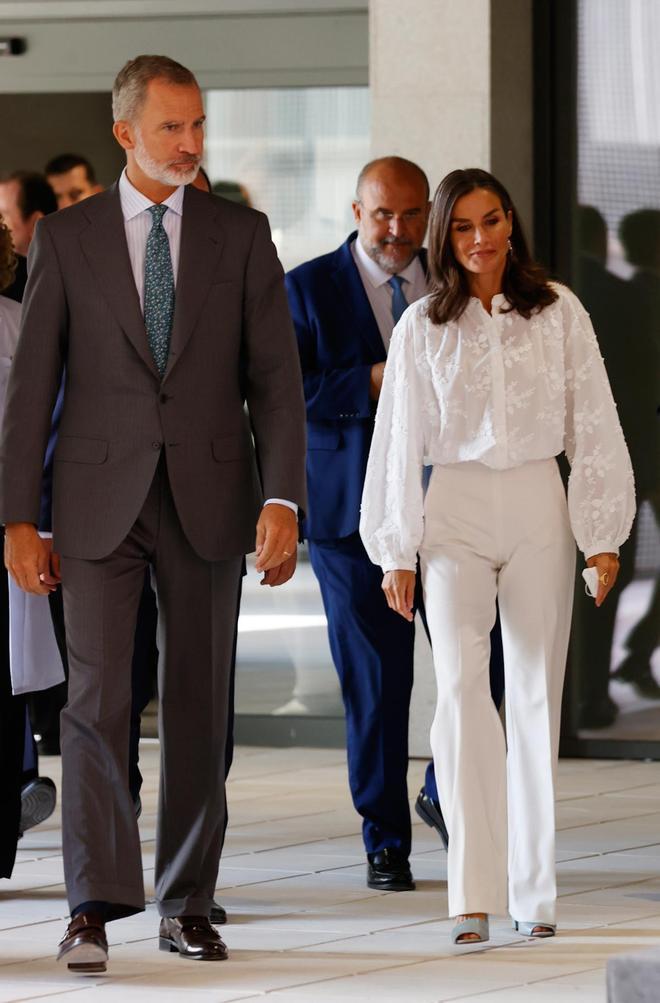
118, 169, 296, 515
119, 168, 184, 306
360, 284, 635, 571
351, 235, 428, 349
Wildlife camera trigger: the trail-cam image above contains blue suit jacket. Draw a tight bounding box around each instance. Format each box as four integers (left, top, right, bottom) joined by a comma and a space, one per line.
286, 233, 427, 541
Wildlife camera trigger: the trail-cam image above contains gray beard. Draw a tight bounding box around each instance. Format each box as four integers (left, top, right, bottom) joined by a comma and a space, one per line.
133, 134, 200, 188
367, 242, 418, 275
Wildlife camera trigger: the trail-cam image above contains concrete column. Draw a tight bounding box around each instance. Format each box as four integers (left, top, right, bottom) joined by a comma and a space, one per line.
370, 0, 533, 225
370, 0, 491, 192
369, 0, 534, 755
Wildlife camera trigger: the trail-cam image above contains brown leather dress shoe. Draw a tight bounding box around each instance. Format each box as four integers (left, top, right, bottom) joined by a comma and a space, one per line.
57, 912, 108, 973
159, 916, 228, 961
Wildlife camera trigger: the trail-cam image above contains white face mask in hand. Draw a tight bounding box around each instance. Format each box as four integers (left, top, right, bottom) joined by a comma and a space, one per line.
582, 567, 599, 599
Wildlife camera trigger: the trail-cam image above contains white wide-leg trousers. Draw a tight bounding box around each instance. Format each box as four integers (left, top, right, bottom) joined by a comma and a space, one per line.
419, 459, 575, 923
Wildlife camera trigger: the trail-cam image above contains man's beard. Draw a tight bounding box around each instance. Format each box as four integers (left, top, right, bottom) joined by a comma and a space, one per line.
133, 131, 200, 187
368, 238, 418, 274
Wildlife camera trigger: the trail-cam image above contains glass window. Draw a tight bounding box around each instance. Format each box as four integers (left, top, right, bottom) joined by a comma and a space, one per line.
572, 0, 660, 740
205, 86, 370, 271
204, 87, 370, 729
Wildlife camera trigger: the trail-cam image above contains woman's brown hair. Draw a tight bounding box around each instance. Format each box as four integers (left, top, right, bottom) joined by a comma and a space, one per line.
426, 168, 557, 326
0, 214, 16, 294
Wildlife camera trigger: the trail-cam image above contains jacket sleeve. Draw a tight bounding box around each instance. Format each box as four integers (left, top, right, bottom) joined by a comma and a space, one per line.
38, 379, 65, 533
242, 213, 307, 514
285, 271, 373, 422
0, 220, 67, 526
562, 288, 636, 559
359, 304, 438, 572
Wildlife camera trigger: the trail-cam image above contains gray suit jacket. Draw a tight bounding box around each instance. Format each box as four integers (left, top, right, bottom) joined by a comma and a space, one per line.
0, 182, 307, 561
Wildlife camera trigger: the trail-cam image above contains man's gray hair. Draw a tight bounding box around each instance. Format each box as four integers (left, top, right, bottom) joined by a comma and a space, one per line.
112, 54, 198, 123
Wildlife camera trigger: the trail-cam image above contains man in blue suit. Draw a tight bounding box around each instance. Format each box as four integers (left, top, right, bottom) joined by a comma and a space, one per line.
286, 157, 504, 890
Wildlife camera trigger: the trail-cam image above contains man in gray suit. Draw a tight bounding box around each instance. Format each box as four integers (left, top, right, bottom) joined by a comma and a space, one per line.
0, 55, 306, 972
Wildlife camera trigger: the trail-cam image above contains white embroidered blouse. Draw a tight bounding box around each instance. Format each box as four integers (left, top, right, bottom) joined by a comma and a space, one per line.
359, 284, 636, 572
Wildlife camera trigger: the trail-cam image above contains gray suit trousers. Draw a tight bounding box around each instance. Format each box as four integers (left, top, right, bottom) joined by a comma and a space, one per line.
59, 457, 242, 920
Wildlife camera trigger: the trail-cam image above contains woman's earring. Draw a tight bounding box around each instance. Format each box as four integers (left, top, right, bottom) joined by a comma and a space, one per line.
507, 238, 513, 254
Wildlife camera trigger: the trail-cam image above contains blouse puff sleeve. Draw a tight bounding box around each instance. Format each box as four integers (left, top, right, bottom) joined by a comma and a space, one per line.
360, 301, 439, 573
561, 287, 636, 560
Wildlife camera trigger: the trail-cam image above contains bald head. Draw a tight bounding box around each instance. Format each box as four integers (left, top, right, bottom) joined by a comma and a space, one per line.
356, 156, 429, 202
353, 156, 430, 274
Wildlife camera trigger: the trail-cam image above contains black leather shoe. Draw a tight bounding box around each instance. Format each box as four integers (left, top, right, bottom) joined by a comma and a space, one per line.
57, 912, 108, 973
415, 788, 449, 850
209, 900, 227, 925
20, 777, 57, 836
367, 848, 415, 891
159, 916, 228, 960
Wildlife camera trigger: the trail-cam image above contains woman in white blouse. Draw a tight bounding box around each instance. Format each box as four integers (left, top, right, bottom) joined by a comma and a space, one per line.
360, 169, 635, 946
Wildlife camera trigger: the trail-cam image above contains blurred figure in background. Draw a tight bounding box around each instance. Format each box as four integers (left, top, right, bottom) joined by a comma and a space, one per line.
0, 171, 57, 303
610, 211, 660, 694
211, 180, 252, 207
0, 170, 57, 258
575, 206, 660, 729
45, 154, 103, 210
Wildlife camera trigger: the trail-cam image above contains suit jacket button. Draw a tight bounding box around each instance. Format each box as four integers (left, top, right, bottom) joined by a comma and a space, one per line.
159, 393, 170, 403
152, 441, 161, 450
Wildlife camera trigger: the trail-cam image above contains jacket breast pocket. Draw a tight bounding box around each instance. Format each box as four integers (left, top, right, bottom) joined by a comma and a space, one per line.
55, 436, 108, 464
307, 429, 341, 450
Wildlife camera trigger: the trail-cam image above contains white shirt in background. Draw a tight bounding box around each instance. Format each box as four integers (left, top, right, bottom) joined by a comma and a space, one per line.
351, 234, 428, 350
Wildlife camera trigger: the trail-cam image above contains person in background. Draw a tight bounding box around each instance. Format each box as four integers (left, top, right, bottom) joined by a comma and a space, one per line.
360, 168, 634, 945
0, 171, 57, 259
0, 172, 57, 303
575, 207, 660, 727
0, 213, 56, 877
211, 180, 252, 207
612, 211, 660, 691
45, 154, 103, 210
286, 156, 505, 893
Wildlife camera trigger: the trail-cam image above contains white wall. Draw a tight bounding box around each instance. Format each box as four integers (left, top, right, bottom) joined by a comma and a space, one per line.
0, 4, 368, 92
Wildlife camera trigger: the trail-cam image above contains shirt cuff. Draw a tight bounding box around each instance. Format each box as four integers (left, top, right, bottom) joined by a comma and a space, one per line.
38, 531, 53, 540
264, 498, 298, 515
381, 560, 417, 573
583, 542, 619, 561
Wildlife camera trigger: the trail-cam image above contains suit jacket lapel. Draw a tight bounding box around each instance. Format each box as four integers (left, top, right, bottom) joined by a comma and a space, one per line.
79, 184, 159, 379
165, 186, 225, 380
331, 233, 386, 362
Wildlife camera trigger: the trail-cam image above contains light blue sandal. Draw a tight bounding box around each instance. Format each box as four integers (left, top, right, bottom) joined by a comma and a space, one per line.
451, 916, 489, 944
513, 920, 556, 938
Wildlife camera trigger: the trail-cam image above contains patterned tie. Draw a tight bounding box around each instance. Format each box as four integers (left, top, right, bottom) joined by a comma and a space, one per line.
388, 274, 409, 325
144, 204, 175, 378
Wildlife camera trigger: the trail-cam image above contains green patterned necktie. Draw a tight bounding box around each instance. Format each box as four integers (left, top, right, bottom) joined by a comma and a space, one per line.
144, 204, 175, 377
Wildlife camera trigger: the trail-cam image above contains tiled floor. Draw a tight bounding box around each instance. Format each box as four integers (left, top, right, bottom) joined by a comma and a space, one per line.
3, 747, 660, 1001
